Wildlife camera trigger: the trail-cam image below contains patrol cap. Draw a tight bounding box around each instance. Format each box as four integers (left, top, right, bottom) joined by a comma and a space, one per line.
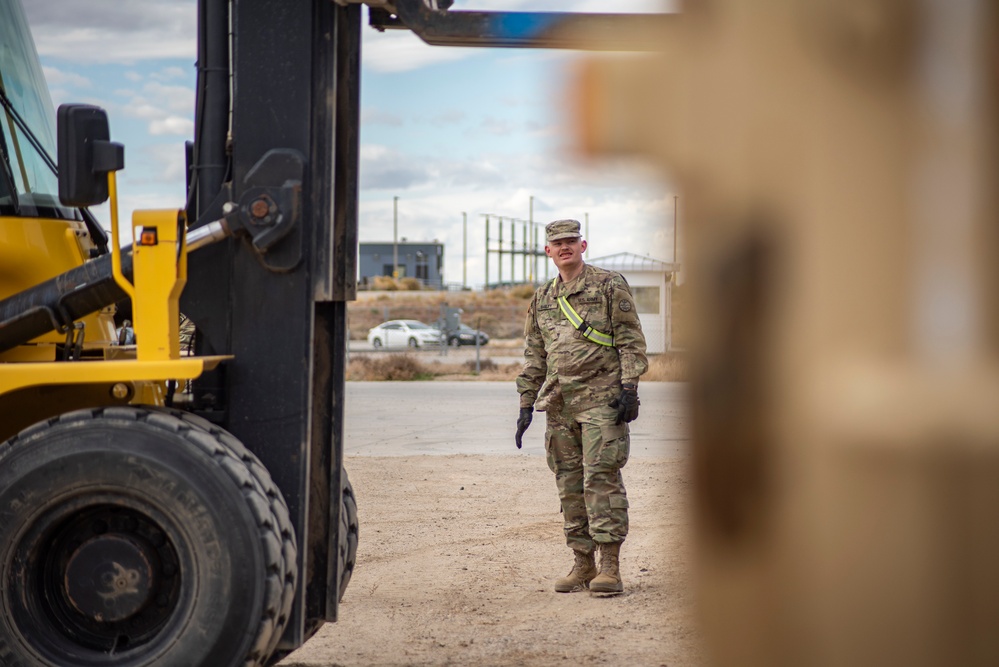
545, 219, 582, 242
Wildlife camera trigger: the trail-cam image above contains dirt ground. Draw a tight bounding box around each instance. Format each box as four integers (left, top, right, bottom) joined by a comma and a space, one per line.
277, 453, 703, 667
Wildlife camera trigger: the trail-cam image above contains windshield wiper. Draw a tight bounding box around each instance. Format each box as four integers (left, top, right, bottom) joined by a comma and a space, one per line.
0, 84, 57, 175
0, 117, 19, 210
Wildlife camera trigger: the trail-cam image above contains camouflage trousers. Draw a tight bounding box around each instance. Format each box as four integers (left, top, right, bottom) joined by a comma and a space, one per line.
544, 398, 630, 553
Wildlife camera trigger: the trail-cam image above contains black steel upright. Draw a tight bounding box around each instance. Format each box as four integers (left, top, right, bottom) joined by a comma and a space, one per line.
182, 0, 360, 649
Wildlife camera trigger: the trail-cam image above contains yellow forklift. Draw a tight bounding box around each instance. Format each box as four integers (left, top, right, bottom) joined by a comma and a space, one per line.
0, 1, 664, 665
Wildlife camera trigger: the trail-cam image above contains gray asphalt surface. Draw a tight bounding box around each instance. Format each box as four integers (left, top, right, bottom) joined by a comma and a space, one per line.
347, 341, 523, 365
344, 381, 689, 458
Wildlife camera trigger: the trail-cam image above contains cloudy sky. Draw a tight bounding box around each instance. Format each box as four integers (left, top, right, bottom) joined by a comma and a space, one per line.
23, 0, 676, 288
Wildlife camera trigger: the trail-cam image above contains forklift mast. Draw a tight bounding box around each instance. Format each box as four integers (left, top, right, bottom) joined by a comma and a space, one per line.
182, 1, 362, 644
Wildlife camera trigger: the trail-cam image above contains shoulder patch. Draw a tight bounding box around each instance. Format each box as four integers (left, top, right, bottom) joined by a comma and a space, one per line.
619, 299, 633, 313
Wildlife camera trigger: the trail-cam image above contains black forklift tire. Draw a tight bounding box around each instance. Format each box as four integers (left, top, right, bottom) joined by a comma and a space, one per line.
0, 407, 297, 667
264, 470, 358, 667
338, 471, 359, 601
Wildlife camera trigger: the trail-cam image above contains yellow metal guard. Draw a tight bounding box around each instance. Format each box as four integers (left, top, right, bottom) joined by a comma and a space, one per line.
132, 209, 187, 362
0, 170, 227, 425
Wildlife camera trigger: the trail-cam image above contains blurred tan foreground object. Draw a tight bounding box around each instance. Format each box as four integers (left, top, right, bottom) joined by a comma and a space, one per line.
574, 1, 999, 666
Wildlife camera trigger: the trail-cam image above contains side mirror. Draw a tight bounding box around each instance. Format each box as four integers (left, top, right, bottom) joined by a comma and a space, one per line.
57, 104, 124, 207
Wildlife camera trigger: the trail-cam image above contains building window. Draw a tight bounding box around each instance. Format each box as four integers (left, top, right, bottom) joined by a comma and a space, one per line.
632, 286, 660, 314
415, 251, 428, 282
384, 264, 405, 278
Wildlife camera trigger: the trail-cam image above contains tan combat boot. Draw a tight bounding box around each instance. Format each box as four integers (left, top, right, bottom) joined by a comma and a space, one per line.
554, 550, 597, 593
589, 542, 624, 594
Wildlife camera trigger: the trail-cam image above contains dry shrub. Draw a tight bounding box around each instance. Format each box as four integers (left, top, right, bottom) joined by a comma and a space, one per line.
437, 361, 520, 381
345, 352, 687, 383
477, 289, 519, 304
371, 275, 398, 291
347, 355, 435, 381
464, 358, 497, 372
345, 356, 523, 382
399, 277, 423, 291
643, 353, 688, 382
476, 362, 522, 381
509, 283, 537, 299
490, 337, 524, 350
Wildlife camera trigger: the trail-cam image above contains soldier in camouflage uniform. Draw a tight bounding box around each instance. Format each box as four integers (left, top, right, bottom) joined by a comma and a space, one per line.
515, 219, 648, 594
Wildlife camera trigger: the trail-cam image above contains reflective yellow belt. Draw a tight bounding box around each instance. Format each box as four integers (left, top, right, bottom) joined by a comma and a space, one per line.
554, 280, 615, 347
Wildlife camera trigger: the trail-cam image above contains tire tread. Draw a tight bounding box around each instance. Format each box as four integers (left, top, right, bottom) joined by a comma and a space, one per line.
146, 407, 298, 667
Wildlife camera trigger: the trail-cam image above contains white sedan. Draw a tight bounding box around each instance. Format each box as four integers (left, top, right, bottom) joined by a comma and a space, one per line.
366, 320, 442, 349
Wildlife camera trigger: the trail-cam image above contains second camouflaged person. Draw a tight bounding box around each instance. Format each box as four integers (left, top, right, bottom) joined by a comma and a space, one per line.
515, 219, 648, 594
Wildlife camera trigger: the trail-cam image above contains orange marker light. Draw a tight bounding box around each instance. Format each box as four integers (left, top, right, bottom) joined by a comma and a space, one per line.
138, 227, 159, 246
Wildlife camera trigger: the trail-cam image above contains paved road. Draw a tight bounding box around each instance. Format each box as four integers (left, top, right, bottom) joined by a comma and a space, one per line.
348, 341, 523, 365
344, 381, 689, 459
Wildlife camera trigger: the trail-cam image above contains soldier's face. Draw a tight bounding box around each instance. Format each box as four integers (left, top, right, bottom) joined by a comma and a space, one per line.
546, 237, 587, 271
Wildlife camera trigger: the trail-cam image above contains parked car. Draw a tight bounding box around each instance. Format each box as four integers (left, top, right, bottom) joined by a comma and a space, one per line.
447, 324, 490, 347
367, 320, 442, 349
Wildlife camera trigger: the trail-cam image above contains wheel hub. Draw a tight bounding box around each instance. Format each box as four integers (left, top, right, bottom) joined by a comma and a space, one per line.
65, 534, 155, 622
25, 506, 183, 651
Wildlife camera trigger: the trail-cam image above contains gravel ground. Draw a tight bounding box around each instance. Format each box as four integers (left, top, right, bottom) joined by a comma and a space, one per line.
277, 381, 703, 666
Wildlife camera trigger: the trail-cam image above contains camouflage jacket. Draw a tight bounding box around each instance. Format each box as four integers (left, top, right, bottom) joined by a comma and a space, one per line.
517, 264, 649, 412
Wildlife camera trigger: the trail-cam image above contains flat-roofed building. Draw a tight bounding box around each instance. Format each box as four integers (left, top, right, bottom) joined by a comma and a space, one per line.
359, 241, 444, 289
588, 252, 679, 354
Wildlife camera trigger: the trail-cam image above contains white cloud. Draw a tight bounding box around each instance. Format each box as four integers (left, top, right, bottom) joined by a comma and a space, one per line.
477, 117, 516, 137
46, 87, 108, 109
138, 83, 195, 114
151, 66, 189, 82
149, 116, 194, 136
25, 1, 196, 65
362, 108, 405, 127
142, 144, 189, 183
360, 144, 436, 190
41, 66, 90, 88
362, 30, 482, 73
361, 145, 390, 160
31, 27, 195, 66
429, 110, 466, 126
118, 80, 195, 136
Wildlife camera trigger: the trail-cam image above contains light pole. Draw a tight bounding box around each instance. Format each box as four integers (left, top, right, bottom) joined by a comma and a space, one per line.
484, 214, 490, 290
393, 196, 399, 279
529, 195, 536, 283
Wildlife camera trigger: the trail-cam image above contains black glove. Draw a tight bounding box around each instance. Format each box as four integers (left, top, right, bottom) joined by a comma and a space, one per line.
515, 407, 534, 449
610, 383, 640, 425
